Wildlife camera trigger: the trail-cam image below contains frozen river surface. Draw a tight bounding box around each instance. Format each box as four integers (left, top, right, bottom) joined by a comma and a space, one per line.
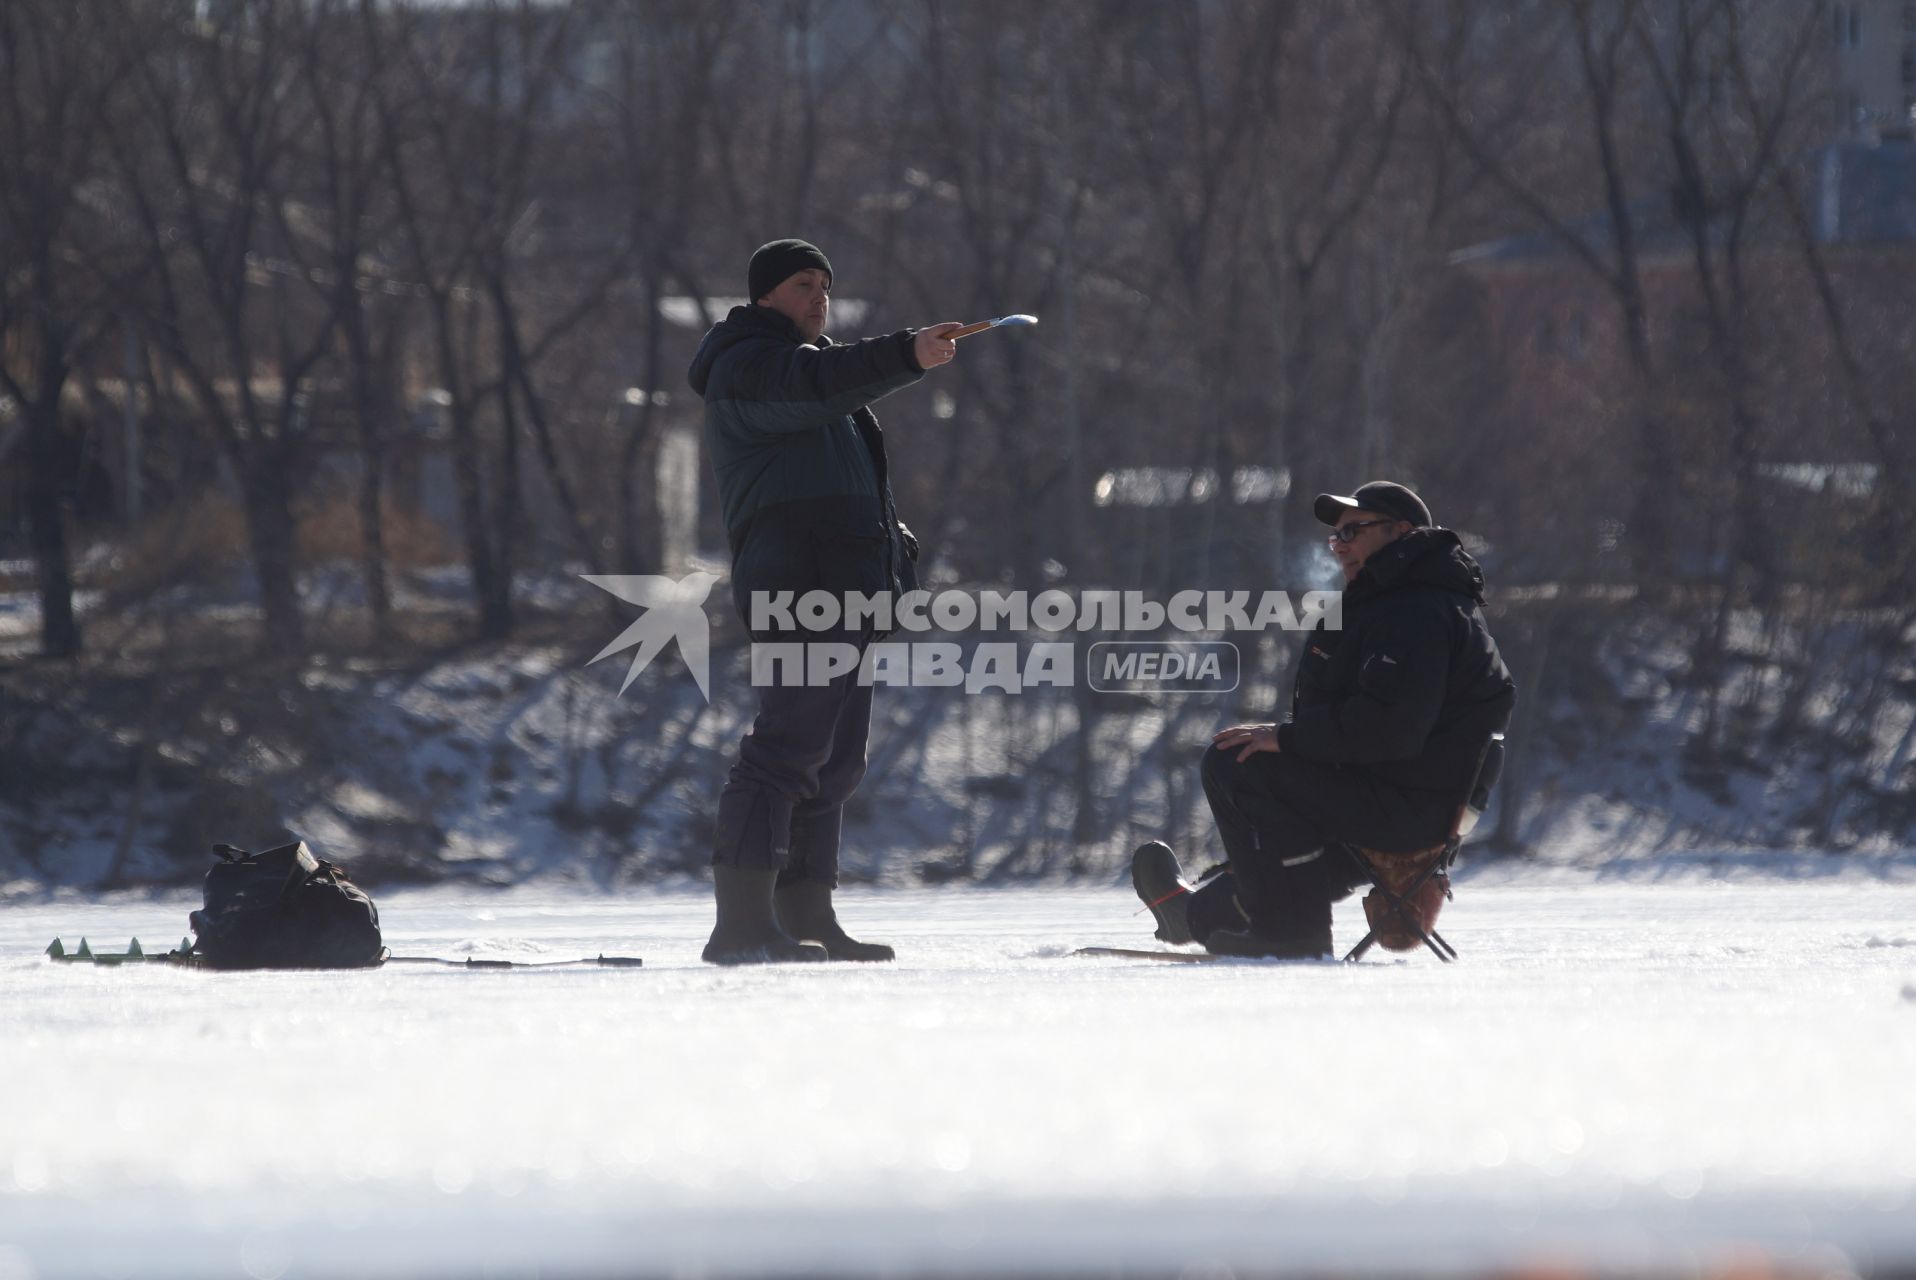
3, 876, 1915, 1279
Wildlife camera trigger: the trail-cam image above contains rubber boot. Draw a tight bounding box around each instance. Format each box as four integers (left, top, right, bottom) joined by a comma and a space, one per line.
702, 866, 829, 965
774, 881, 895, 962
1131, 841, 1198, 945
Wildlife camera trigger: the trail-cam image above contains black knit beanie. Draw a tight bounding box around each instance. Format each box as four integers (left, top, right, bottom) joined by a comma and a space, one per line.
749, 239, 832, 302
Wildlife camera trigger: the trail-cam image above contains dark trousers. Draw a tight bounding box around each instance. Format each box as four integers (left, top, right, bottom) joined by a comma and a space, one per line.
713, 636, 873, 888
1191, 745, 1454, 944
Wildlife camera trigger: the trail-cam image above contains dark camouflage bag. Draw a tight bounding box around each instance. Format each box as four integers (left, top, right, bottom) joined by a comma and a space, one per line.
188, 841, 385, 969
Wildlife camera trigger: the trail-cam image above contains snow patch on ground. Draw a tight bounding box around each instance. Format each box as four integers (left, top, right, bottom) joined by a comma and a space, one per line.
2, 879, 1913, 1278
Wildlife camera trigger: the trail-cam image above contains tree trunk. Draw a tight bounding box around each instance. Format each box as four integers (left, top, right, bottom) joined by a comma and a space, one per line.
619, 266, 666, 575
489, 371, 522, 639
241, 449, 304, 652
448, 396, 512, 643
428, 291, 511, 642
491, 275, 603, 576
344, 304, 393, 639
356, 431, 393, 637
24, 389, 81, 659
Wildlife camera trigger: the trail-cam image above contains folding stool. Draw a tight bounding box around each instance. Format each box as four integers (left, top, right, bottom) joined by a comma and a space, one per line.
1343, 732, 1505, 964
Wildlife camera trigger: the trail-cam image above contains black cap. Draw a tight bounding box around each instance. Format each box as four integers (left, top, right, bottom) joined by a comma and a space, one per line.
1313, 481, 1432, 528
749, 238, 832, 303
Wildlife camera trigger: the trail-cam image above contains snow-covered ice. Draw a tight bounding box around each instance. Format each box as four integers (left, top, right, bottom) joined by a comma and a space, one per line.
3, 876, 1915, 1278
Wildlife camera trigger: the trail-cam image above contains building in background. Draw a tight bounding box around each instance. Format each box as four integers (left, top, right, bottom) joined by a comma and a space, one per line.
1829, 0, 1916, 139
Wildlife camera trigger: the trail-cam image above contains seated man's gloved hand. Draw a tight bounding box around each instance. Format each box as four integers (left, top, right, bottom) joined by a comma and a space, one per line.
896, 521, 920, 561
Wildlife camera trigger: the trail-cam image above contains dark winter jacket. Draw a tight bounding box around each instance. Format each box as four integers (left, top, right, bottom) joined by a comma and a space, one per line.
687, 304, 925, 633
1276, 527, 1516, 799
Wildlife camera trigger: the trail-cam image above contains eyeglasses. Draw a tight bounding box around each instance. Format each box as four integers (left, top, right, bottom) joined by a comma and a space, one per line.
1328, 518, 1398, 545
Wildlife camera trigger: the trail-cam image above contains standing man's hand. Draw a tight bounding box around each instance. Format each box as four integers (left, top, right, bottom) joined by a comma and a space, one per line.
912, 322, 962, 370
1212, 723, 1280, 763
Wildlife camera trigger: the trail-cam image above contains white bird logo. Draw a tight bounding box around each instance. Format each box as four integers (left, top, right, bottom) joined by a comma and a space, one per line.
581, 571, 720, 700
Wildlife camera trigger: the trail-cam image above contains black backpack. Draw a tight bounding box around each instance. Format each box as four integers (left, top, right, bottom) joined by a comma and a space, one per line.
188, 841, 385, 969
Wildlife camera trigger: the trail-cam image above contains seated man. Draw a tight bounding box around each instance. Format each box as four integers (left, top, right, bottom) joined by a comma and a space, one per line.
1133, 481, 1516, 958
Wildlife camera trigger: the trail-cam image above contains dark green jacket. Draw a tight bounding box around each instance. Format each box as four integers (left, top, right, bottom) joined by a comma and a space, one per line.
687, 304, 924, 632
1277, 527, 1516, 799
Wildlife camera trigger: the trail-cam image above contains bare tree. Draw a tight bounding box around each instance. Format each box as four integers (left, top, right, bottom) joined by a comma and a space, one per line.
884, 2, 1100, 586
1631, 0, 1825, 759
288, 0, 403, 637
1259, 3, 1414, 570
0, 0, 133, 657
1093, 1, 1292, 590
587, 0, 733, 574
100, 1, 352, 651
368, 0, 630, 640
1401, 0, 1682, 581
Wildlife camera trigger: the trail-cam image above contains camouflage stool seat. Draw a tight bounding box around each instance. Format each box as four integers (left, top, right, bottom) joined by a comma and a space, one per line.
1343, 732, 1504, 965
1354, 844, 1452, 955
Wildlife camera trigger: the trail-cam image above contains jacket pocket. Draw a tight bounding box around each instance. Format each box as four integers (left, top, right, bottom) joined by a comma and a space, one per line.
812, 523, 890, 599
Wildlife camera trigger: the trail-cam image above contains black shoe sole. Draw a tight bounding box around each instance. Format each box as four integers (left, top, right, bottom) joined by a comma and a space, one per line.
819, 940, 895, 962
701, 940, 830, 965
1131, 841, 1196, 946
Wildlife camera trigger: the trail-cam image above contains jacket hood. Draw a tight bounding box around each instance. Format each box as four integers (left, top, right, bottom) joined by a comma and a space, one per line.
1357, 526, 1487, 604
687, 304, 813, 397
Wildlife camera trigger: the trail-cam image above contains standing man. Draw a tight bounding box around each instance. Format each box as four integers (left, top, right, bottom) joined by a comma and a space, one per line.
687, 238, 960, 964
1133, 481, 1517, 958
